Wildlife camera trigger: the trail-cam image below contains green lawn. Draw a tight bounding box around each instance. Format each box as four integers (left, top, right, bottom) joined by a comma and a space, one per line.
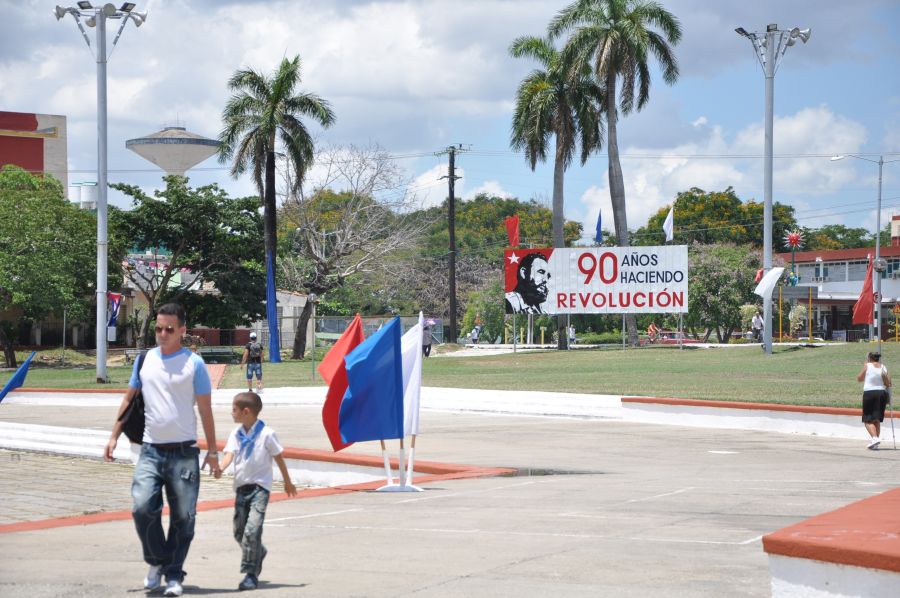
8, 343, 893, 409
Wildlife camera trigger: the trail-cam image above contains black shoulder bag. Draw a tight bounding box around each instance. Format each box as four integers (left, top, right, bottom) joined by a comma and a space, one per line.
118, 352, 147, 445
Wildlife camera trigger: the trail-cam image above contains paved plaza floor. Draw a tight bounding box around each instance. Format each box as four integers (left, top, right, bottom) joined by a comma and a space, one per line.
1, 399, 898, 597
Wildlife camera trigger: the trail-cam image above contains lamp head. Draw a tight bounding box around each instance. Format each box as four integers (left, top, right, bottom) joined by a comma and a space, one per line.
795, 27, 811, 43
85, 15, 96, 26
130, 11, 147, 26
77, 1, 93, 9
735, 27, 748, 37
103, 3, 117, 16
54, 5, 68, 20
120, 2, 135, 11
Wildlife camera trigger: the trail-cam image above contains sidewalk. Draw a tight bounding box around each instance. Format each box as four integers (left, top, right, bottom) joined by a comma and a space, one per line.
1, 386, 897, 597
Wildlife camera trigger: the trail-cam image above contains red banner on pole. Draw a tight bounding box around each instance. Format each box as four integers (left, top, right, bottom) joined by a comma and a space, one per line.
504, 215, 519, 247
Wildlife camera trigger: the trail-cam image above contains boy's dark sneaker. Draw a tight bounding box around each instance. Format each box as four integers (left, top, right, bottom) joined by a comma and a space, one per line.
239, 574, 258, 591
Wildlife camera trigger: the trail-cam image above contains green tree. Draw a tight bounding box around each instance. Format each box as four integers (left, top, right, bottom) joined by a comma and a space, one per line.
801, 224, 873, 250
550, 0, 682, 345
110, 176, 265, 345
509, 35, 603, 249
686, 243, 761, 343
218, 55, 335, 356
634, 187, 798, 248
0, 166, 102, 366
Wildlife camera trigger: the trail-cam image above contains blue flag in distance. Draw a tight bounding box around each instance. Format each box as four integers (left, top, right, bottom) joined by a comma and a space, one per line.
0, 351, 36, 404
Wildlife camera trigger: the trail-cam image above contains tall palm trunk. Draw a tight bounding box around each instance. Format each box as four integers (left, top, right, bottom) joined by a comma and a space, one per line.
605, 72, 639, 346
264, 140, 282, 360
552, 133, 568, 349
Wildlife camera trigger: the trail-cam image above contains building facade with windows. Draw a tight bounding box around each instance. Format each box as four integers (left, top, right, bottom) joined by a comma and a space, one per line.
775, 215, 900, 340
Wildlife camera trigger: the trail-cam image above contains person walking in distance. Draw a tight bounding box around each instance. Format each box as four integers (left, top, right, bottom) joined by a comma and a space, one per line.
242, 332, 264, 393
104, 303, 220, 597
751, 310, 764, 342
220, 391, 297, 591
422, 324, 433, 357
856, 351, 892, 449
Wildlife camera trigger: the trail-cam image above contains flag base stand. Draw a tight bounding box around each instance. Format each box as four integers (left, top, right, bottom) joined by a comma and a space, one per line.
375, 483, 423, 493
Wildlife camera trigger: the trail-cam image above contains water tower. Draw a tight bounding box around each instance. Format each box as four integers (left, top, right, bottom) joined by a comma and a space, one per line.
126, 122, 220, 176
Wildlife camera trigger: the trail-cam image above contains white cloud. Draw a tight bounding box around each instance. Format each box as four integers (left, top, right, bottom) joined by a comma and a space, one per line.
411, 163, 456, 209
466, 180, 513, 200
573, 106, 868, 241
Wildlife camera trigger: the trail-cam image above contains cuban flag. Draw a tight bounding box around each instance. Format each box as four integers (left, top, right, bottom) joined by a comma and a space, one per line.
320, 315, 425, 448
107, 292, 122, 327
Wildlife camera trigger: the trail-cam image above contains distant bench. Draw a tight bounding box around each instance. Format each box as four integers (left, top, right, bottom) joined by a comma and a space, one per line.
124, 347, 238, 364
198, 346, 238, 364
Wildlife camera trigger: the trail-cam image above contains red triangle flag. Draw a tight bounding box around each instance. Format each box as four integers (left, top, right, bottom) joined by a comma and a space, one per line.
318, 314, 365, 451
852, 255, 875, 326
505, 215, 519, 247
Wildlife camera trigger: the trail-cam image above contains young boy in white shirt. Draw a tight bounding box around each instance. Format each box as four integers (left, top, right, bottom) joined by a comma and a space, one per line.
220, 392, 297, 591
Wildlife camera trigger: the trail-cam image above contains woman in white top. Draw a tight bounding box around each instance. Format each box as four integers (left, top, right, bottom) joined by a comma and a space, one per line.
856, 352, 891, 449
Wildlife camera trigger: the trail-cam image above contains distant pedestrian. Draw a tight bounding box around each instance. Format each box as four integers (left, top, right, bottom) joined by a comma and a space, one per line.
422, 325, 432, 357
220, 391, 296, 591
751, 311, 764, 342
104, 303, 220, 597
568, 324, 576, 345
471, 326, 480, 344
242, 332, 264, 393
857, 352, 891, 449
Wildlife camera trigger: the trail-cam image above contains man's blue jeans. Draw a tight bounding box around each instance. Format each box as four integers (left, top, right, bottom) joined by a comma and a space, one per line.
132, 444, 200, 583
233, 484, 270, 577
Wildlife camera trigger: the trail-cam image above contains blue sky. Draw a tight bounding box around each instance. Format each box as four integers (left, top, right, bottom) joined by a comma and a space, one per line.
2, 0, 898, 244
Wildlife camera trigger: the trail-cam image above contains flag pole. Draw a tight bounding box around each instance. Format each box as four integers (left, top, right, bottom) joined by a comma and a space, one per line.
406, 434, 416, 484
379, 439, 393, 485
398, 437, 406, 486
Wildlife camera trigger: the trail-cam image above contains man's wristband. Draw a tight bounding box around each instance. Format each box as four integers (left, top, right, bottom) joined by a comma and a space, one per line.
207, 451, 218, 458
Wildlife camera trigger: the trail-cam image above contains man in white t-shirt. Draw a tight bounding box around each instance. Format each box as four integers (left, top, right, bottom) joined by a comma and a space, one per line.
104, 303, 220, 597
220, 391, 296, 591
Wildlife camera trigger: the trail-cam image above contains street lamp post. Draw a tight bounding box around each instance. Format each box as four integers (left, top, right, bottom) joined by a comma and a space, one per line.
55, 3, 146, 382
831, 154, 900, 352
736, 24, 811, 354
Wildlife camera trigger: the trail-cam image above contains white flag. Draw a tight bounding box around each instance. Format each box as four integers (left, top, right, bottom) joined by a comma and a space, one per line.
663, 206, 674, 242
401, 312, 424, 436
754, 267, 785, 300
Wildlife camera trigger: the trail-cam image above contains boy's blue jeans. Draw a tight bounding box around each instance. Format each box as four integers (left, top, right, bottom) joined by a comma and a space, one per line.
131, 443, 200, 583
233, 484, 270, 577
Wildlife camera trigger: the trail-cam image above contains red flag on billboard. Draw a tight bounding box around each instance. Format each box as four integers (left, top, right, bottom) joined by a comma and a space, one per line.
505, 215, 519, 247
852, 255, 875, 326
318, 314, 365, 451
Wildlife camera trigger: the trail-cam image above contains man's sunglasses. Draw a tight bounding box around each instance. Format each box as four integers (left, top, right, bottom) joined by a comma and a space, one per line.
154, 325, 179, 334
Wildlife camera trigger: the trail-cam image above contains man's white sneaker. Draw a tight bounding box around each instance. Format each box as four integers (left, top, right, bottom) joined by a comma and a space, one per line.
163, 579, 183, 597
867, 438, 881, 449
144, 565, 162, 590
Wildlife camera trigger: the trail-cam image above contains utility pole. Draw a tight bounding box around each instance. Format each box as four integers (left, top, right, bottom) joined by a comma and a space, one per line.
437, 144, 467, 344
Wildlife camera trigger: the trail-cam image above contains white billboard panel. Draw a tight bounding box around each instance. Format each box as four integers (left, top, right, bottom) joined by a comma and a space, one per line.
503, 246, 688, 314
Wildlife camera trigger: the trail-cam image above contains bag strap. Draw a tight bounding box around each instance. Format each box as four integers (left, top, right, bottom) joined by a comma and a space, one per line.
126, 351, 147, 405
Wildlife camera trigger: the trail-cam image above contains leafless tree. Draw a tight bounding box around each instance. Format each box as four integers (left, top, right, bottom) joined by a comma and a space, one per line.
279, 144, 433, 357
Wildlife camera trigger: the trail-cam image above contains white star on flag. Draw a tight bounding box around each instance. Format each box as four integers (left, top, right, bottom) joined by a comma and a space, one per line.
508, 253, 520, 264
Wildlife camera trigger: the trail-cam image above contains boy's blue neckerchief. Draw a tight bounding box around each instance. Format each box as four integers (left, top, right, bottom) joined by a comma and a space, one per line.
238, 420, 265, 458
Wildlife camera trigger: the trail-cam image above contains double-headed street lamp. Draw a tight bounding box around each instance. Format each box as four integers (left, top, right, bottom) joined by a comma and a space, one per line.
831, 154, 900, 352
736, 24, 811, 354
55, 3, 146, 382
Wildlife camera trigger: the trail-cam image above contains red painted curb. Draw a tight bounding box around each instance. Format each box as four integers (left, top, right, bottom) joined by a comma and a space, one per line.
621, 396, 899, 418
0, 445, 515, 535
16, 387, 126, 394
762, 488, 900, 574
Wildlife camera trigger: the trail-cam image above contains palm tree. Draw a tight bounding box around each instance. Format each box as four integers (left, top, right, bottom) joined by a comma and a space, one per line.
549, 0, 681, 344
219, 55, 335, 360
509, 35, 604, 249
509, 35, 604, 348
